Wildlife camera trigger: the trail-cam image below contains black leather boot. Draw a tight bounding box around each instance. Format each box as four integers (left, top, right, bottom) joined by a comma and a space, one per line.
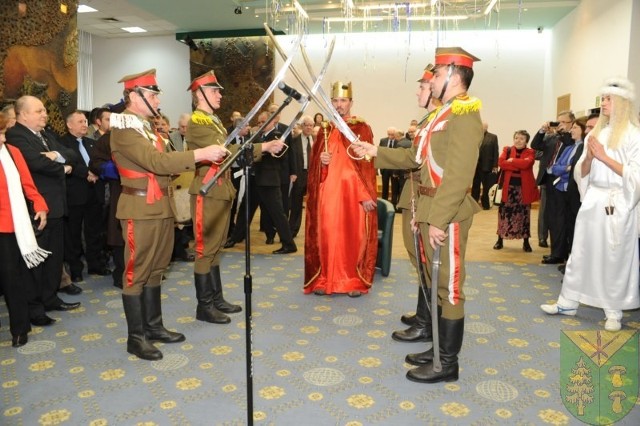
194, 273, 230, 324
400, 313, 417, 326
142, 286, 185, 343
210, 266, 242, 314
122, 294, 162, 360
406, 317, 464, 383
393, 285, 432, 342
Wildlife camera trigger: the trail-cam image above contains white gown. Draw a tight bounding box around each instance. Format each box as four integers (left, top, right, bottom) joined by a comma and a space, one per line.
560, 124, 640, 310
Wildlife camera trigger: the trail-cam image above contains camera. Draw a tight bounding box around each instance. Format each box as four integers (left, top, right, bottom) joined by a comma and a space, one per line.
549, 121, 559, 127
234, 6, 242, 14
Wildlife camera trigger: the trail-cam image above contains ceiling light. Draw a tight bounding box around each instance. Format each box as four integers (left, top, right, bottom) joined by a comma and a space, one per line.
78, 4, 97, 13
122, 27, 147, 33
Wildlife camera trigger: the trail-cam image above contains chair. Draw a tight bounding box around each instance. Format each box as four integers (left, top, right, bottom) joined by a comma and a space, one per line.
376, 198, 395, 276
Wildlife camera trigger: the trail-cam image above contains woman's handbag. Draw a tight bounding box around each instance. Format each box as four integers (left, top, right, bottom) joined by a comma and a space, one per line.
491, 147, 511, 207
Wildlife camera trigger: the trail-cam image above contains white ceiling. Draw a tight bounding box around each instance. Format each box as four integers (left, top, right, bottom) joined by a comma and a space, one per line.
77, 0, 581, 39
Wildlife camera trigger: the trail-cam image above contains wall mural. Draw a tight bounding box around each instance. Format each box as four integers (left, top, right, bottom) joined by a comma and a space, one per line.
189, 36, 274, 127
0, 0, 78, 135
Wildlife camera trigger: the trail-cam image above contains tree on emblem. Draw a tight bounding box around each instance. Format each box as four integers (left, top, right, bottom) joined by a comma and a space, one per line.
566, 357, 595, 416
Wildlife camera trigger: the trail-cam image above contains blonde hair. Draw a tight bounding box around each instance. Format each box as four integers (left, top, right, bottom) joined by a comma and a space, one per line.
591, 94, 639, 150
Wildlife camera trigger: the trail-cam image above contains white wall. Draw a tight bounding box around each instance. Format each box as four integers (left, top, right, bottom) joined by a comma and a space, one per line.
275, 30, 548, 148
550, 0, 635, 116
92, 35, 192, 126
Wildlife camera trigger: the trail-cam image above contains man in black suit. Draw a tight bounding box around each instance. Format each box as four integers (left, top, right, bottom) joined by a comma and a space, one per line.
6, 96, 81, 323
471, 122, 499, 210
288, 115, 314, 237
60, 111, 111, 283
379, 127, 398, 203
531, 110, 575, 264
225, 111, 296, 254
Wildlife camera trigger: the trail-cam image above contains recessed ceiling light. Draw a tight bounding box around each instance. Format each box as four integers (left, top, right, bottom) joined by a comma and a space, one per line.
122, 27, 147, 33
78, 4, 98, 13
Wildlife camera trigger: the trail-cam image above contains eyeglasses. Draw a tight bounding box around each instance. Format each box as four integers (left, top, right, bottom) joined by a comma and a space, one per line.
558, 120, 573, 124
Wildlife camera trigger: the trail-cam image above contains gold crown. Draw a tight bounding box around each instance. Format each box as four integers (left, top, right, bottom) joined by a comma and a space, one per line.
331, 81, 352, 99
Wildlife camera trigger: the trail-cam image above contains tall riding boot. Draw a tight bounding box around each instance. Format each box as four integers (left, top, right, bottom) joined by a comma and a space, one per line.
406, 317, 465, 383
142, 286, 186, 343
400, 285, 427, 326
210, 265, 242, 313
122, 294, 162, 360
194, 273, 230, 324
392, 285, 432, 343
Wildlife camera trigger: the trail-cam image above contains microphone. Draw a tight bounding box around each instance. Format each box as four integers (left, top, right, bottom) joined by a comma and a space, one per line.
278, 82, 305, 103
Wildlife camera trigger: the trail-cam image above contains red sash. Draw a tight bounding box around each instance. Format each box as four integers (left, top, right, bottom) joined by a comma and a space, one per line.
113, 132, 165, 204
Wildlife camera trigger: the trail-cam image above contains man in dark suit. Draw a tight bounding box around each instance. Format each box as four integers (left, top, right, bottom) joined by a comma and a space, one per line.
6, 96, 81, 324
288, 115, 314, 237
225, 111, 296, 254
60, 111, 111, 283
471, 122, 499, 209
531, 111, 575, 264
379, 127, 398, 203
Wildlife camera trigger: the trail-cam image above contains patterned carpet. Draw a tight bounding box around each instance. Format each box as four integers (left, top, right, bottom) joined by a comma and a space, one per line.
1, 253, 639, 425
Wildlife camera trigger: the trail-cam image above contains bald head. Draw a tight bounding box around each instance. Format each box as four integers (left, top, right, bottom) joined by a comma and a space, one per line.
15, 95, 47, 132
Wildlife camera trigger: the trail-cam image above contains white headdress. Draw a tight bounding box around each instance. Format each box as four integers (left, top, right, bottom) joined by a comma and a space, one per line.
600, 77, 635, 102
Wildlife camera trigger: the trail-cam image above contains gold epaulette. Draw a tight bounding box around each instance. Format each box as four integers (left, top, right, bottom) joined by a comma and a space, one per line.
346, 116, 366, 125
110, 112, 144, 131
191, 110, 214, 125
451, 95, 482, 115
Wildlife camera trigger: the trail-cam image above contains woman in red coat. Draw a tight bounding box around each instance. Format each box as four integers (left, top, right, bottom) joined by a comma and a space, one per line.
0, 111, 49, 347
493, 130, 540, 252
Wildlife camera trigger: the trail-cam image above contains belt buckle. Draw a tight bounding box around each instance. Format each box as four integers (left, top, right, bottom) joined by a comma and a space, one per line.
167, 186, 174, 197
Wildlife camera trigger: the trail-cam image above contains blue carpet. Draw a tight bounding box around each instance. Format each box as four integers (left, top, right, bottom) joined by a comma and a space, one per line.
1, 254, 639, 425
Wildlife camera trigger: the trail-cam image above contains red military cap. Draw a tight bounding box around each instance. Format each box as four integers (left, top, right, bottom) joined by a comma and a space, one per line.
118, 68, 161, 93
188, 70, 224, 91
417, 63, 435, 82
434, 47, 480, 69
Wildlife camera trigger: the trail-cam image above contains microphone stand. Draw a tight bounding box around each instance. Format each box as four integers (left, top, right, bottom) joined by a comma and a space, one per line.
199, 96, 294, 426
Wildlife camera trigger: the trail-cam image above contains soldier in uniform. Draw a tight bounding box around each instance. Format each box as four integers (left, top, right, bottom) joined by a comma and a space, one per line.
110, 69, 228, 361
391, 65, 442, 344
352, 47, 484, 383
185, 71, 285, 325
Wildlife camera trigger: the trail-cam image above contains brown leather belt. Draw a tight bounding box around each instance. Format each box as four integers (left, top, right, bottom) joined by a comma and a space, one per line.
404, 171, 421, 181
418, 185, 471, 197
121, 185, 171, 197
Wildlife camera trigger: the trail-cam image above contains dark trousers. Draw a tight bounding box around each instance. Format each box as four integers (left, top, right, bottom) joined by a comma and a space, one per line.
29, 217, 64, 314
64, 201, 105, 276
228, 167, 242, 236
288, 169, 308, 237
263, 182, 292, 239
537, 186, 549, 243
232, 182, 293, 245
545, 177, 568, 260
0, 233, 32, 336
381, 170, 393, 200
390, 174, 403, 206
471, 169, 496, 209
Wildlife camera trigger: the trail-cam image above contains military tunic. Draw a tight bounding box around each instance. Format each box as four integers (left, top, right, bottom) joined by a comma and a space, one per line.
374, 95, 483, 319
186, 109, 261, 274
110, 110, 196, 295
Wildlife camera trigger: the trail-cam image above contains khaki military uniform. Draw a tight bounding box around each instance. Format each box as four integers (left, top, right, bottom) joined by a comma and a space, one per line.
186, 110, 262, 274
110, 110, 196, 295
375, 95, 483, 320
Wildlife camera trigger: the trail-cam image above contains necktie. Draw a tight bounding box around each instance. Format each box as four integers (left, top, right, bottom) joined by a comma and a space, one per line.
37, 132, 49, 150
389, 139, 395, 148
77, 138, 90, 166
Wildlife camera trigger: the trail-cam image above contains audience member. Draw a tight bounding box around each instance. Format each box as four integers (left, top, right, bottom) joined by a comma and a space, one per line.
288, 115, 314, 238
379, 127, 398, 204
471, 122, 499, 210
493, 130, 539, 252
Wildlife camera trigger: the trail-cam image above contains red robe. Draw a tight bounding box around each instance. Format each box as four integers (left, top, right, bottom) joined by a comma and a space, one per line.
304, 118, 378, 294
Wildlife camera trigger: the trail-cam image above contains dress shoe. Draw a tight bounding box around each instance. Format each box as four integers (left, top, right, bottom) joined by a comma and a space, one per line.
223, 238, 237, 249
88, 267, 112, 276
265, 237, 275, 245
313, 289, 326, 296
12, 333, 28, 348
347, 291, 361, 298
538, 239, 549, 248
401, 313, 417, 326
49, 302, 81, 311
605, 318, 621, 332
71, 274, 83, 283
493, 239, 503, 250
557, 264, 566, 274
392, 325, 430, 343
273, 243, 297, 254
523, 240, 532, 252
31, 315, 56, 326
172, 253, 195, 262
58, 283, 83, 295
541, 256, 564, 264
